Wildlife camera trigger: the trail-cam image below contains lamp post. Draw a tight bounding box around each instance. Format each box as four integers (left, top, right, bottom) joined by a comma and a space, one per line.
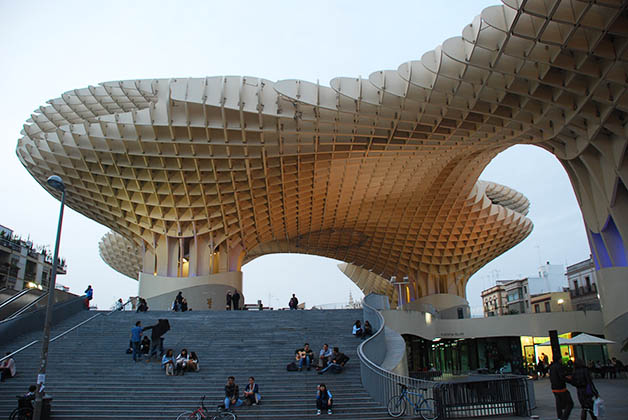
33, 175, 65, 420
557, 298, 565, 312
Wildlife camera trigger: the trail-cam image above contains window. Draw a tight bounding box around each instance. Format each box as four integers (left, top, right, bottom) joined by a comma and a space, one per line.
534, 304, 540, 313
585, 276, 591, 288
523, 286, 527, 294
544, 302, 551, 312
574, 279, 578, 290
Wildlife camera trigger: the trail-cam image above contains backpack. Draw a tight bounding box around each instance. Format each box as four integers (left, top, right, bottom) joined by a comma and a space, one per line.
286, 362, 298, 371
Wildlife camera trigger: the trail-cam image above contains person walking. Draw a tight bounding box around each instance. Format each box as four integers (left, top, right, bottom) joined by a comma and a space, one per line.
130, 321, 143, 362
143, 319, 170, 361
549, 359, 574, 420
226, 291, 232, 310
289, 294, 299, 310
571, 359, 599, 420
232, 289, 241, 310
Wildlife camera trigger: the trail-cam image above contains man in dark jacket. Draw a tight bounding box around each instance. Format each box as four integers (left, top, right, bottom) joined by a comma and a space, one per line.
318, 347, 350, 374
143, 319, 170, 361
233, 290, 241, 310
226, 291, 232, 310
224, 376, 243, 411
549, 360, 574, 420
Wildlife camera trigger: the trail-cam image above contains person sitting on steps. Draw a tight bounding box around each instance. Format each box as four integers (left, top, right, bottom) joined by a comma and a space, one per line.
175, 348, 189, 375
162, 349, 175, 376
188, 351, 200, 372
140, 336, 151, 356
0, 352, 16, 381
224, 376, 243, 411
352, 320, 363, 338
243, 376, 261, 405
318, 347, 349, 374
316, 383, 333, 415
295, 343, 314, 371
363, 320, 373, 337
318, 344, 333, 370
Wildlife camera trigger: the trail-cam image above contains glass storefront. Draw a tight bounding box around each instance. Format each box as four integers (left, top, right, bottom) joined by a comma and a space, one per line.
404, 334, 525, 375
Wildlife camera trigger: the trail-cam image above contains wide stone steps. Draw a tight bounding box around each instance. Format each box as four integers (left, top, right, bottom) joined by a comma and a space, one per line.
0, 309, 390, 419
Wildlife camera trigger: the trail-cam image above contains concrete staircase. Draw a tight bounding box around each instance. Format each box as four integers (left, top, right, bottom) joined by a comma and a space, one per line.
0, 309, 390, 419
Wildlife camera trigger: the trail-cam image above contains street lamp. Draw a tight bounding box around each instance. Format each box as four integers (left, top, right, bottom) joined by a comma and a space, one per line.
557, 298, 565, 312
33, 175, 66, 420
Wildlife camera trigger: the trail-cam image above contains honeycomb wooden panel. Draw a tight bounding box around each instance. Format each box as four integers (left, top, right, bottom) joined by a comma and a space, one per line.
17, 0, 628, 301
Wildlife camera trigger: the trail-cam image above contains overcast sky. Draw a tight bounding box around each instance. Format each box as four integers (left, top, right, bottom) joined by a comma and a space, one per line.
0, 1, 591, 312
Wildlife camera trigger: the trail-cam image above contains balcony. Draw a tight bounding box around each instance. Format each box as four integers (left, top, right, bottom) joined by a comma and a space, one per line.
570, 284, 597, 298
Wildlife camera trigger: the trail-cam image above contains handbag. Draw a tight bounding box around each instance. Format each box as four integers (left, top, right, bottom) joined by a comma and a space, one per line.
593, 397, 605, 419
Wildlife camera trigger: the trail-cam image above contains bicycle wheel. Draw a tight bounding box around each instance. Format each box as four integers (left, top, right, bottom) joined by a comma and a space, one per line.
9, 408, 32, 420
386, 395, 406, 417
418, 398, 438, 420
213, 411, 237, 420
175, 410, 200, 420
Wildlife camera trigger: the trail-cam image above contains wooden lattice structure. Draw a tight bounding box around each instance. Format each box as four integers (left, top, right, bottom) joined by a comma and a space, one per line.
17, 0, 628, 303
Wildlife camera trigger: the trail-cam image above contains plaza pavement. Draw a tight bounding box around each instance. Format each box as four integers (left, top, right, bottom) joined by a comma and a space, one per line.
476, 377, 627, 420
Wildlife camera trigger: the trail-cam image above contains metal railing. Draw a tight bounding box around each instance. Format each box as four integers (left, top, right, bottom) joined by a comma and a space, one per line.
0, 287, 37, 310
434, 375, 532, 419
0, 292, 49, 322
358, 296, 436, 408
0, 298, 132, 364
358, 296, 533, 418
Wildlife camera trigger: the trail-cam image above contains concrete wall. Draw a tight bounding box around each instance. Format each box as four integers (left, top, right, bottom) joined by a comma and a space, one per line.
139, 271, 243, 311
382, 309, 605, 342
0, 295, 87, 344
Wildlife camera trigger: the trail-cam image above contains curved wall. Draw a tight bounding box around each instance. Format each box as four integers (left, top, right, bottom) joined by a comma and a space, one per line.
139, 271, 242, 311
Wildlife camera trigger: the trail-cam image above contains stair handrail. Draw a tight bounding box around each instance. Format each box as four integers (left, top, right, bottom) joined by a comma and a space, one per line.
0, 298, 132, 364
2, 292, 49, 321
0, 287, 37, 310
357, 296, 435, 407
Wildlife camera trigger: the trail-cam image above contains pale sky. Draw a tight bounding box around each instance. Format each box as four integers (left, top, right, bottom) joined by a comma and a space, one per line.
0, 1, 591, 312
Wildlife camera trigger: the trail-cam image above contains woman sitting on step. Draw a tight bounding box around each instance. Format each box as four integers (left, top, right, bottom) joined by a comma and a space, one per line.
188, 352, 200, 372
175, 349, 189, 375
162, 349, 175, 376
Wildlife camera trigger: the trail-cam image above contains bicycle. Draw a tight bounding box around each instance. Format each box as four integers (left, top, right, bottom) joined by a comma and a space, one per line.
387, 384, 438, 420
176, 395, 237, 420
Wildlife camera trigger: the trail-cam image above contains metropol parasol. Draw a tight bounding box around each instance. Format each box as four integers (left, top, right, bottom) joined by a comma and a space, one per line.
16, 0, 628, 350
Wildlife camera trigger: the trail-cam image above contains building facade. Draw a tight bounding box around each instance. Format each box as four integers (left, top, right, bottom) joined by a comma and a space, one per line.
531, 291, 572, 313
0, 224, 67, 291
481, 284, 507, 317
566, 257, 600, 311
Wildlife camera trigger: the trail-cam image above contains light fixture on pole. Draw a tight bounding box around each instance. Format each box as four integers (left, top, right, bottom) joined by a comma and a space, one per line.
557, 298, 565, 312
33, 175, 66, 420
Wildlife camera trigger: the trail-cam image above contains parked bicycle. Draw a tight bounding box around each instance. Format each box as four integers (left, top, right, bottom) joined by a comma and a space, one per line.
387, 384, 438, 420
176, 395, 236, 420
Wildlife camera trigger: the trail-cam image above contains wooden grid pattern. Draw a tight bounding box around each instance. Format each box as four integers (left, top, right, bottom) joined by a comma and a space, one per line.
98, 231, 142, 280
16, 0, 628, 298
